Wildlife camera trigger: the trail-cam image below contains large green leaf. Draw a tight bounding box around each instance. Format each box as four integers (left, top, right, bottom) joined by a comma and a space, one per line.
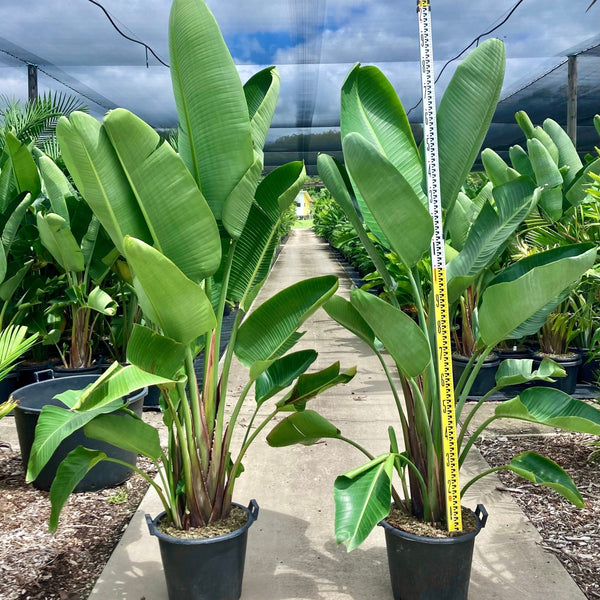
481, 148, 520, 187
343, 133, 433, 268
495, 358, 565, 388
244, 66, 280, 154
74, 363, 177, 411
317, 154, 396, 291
542, 119, 582, 188
228, 161, 305, 303
235, 275, 338, 367
276, 362, 356, 411
26, 400, 123, 482
103, 108, 221, 282
49, 447, 107, 531
507, 452, 584, 507
126, 324, 186, 379
350, 289, 430, 378
479, 245, 596, 347
4, 132, 41, 201
495, 387, 600, 435
509, 145, 535, 181
86, 286, 116, 316
447, 177, 538, 301
169, 0, 255, 226
56, 112, 153, 255
124, 236, 216, 345
36, 212, 84, 273
267, 410, 341, 447
436, 38, 505, 214
334, 454, 395, 551
565, 158, 600, 208
38, 155, 71, 223
341, 64, 424, 202
254, 349, 318, 406
323, 295, 375, 348
2, 192, 33, 254
84, 413, 162, 459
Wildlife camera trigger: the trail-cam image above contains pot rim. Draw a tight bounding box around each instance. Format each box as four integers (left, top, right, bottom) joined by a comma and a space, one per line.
146, 499, 259, 546
12, 374, 147, 414
378, 504, 487, 545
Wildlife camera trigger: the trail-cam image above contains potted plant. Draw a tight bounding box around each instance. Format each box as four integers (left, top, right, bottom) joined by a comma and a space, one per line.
27, 1, 355, 599
265, 39, 600, 600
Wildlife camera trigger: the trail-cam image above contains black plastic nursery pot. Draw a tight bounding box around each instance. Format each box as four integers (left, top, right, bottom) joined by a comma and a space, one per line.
12, 374, 146, 491
146, 500, 259, 600
533, 352, 582, 395
379, 505, 487, 600
577, 349, 600, 384
452, 354, 500, 397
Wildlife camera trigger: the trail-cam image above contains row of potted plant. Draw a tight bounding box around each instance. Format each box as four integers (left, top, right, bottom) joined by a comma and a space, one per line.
4, 2, 600, 600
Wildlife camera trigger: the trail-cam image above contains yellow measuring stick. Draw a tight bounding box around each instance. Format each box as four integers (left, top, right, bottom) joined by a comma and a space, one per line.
417, 0, 462, 532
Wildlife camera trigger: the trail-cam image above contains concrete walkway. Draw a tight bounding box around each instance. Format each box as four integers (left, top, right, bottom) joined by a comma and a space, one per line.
86, 229, 584, 600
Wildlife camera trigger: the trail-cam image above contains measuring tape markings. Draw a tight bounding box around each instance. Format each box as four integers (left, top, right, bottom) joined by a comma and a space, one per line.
417, 0, 463, 532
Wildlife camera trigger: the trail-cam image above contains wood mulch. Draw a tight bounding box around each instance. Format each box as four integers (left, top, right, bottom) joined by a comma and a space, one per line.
477, 432, 600, 600
0, 450, 155, 600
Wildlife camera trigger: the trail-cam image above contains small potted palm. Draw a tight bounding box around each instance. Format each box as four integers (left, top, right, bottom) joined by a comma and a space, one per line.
266, 39, 600, 600
27, 2, 355, 599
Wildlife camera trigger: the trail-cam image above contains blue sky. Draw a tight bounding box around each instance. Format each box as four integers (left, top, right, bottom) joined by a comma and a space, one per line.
0, 0, 598, 134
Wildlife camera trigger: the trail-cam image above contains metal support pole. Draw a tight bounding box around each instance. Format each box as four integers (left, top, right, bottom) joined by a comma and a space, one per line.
567, 55, 578, 147
27, 63, 38, 103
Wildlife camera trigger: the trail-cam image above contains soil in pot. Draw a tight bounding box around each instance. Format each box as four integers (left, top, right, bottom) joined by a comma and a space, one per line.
380, 505, 487, 600
12, 375, 146, 491
532, 351, 582, 395
452, 352, 500, 397
146, 500, 259, 600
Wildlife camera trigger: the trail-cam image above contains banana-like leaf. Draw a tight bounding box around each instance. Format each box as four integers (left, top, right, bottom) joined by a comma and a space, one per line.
74, 362, 178, 411
323, 295, 375, 348
36, 212, 84, 273
446, 193, 470, 252
2, 192, 33, 254
334, 454, 395, 551
538, 186, 563, 221
317, 154, 396, 291
87, 286, 116, 316
495, 387, 600, 436
479, 245, 596, 347
350, 289, 430, 378
126, 324, 186, 380
447, 178, 538, 301
124, 236, 216, 345
509, 145, 535, 181
481, 148, 520, 187
49, 447, 107, 531
103, 109, 221, 282
4, 132, 41, 201
495, 358, 565, 388
229, 161, 305, 303
276, 362, 356, 411
343, 133, 433, 268
235, 275, 338, 367
84, 413, 162, 459
266, 409, 341, 446
542, 119, 582, 188
169, 0, 255, 225
38, 155, 72, 223
565, 158, 600, 208
506, 451, 584, 507
26, 400, 123, 482
436, 38, 505, 215
254, 349, 318, 406
244, 66, 280, 153
56, 112, 153, 254
341, 64, 424, 202
0, 236, 6, 284
527, 138, 563, 188
0, 260, 31, 302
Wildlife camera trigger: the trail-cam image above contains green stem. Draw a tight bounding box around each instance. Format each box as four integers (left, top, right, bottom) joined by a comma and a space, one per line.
459, 415, 497, 467
461, 466, 505, 498
456, 346, 493, 421
337, 436, 376, 460
457, 386, 499, 451
185, 348, 204, 452
221, 378, 253, 460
